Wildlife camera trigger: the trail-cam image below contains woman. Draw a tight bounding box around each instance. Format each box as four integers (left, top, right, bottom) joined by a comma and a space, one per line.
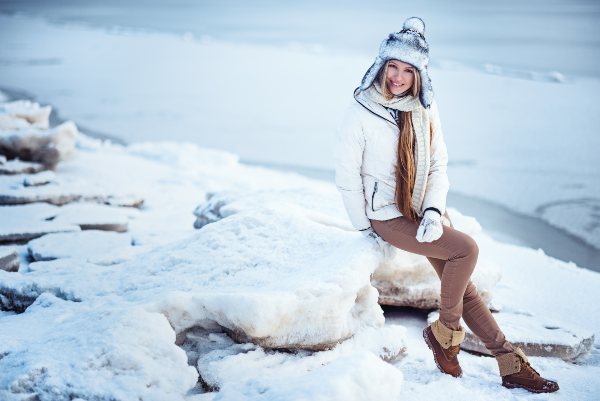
333, 16, 559, 393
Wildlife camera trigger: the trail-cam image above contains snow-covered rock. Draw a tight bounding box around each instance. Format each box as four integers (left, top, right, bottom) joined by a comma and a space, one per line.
0, 248, 19, 272
0, 100, 51, 130
194, 325, 406, 400
192, 187, 350, 231
0, 202, 136, 244
0, 157, 45, 175
1, 205, 385, 351
22, 170, 55, 186
0, 294, 198, 401
0, 203, 81, 243
195, 194, 502, 310
0, 121, 78, 168
427, 310, 595, 361
27, 230, 138, 264
49, 202, 136, 232
0, 169, 144, 207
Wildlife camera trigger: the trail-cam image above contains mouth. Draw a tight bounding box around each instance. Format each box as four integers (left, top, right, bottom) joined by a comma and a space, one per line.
391, 82, 404, 87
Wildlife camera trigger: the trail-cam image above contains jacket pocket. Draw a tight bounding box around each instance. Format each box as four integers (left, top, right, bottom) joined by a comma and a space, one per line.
370, 179, 395, 212
371, 181, 378, 212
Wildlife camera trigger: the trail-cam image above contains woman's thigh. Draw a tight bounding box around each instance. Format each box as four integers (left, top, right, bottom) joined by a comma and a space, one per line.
370, 217, 478, 262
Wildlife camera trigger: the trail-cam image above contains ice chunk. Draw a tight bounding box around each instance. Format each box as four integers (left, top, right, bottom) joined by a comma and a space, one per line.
427, 310, 594, 361
0, 121, 78, 168
0, 248, 19, 272
0, 294, 197, 401
27, 230, 138, 264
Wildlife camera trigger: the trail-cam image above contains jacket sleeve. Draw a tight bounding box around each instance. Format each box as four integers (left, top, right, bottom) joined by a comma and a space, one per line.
333, 105, 371, 231
421, 100, 450, 215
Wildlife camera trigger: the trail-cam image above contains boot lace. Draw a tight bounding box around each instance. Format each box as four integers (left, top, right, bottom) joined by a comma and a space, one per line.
519, 357, 540, 378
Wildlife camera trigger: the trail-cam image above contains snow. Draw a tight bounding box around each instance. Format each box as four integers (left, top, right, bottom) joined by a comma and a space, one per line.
0, 120, 78, 167
0, 4, 599, 400
0, 203, 81, 242
27, 230, 137, 264
427, 310, 594, 360
0, 130, 598, 399
0, 99, 51, 129
3, 203, 385, 349
195, 326, 406, 400
0, 294, 198, 401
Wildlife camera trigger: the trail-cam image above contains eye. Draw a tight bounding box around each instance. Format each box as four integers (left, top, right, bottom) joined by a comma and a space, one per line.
389, 64, 398, 69
405, 69, 414, 73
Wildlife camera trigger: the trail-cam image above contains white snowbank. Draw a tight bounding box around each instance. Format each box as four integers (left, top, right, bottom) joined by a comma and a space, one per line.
0, 294, 197, 401
197, 325, 406, 401
2, 205, 384, 350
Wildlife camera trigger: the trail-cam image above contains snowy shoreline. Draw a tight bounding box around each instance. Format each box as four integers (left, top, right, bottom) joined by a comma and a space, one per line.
2, 86, 597, 272
1, 99, 600, 400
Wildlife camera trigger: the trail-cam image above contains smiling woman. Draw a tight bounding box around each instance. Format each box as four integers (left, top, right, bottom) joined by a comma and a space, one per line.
333, 16, 560, 394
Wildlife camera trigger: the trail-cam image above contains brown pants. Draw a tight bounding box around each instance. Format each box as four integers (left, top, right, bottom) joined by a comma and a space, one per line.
370, 216, 514, 356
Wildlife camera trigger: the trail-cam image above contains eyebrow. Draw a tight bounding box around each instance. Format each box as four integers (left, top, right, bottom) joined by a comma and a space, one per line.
390, 63, 413, 70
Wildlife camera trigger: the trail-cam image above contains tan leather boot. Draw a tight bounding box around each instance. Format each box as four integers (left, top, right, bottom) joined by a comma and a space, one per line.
423, 319, 465, 378
496, 347, 559, 393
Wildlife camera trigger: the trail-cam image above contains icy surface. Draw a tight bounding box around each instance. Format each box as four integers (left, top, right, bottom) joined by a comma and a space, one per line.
27, 230, 137, 264
428, 310, 595, 360
0, 13, 598, 249
0, 134, 598, 399
0, 294, 198, 401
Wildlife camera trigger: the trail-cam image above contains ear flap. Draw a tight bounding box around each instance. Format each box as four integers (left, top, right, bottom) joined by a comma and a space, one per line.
417, 65, 434, 109
359, 57, 385, 92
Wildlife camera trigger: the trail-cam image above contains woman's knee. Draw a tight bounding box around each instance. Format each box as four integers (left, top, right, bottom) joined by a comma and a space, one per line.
449, 232, 479, 261
464, 235, 479, 258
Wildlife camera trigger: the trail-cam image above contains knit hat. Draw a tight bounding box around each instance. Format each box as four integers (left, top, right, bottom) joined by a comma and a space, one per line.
358, 16, 434, 109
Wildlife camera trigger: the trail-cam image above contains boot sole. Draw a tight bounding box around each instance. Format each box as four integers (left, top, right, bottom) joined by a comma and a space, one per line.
422, 327, 462, 378
502, 381, 559, 393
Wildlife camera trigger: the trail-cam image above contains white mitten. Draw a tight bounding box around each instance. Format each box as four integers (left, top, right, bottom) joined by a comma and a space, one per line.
416, 209, 444, 243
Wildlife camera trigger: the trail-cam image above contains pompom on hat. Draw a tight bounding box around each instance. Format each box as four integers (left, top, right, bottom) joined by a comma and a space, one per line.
358, 16, 434, 109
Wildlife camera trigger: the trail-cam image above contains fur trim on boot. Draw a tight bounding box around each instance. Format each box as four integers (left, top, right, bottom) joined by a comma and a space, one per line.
423, 319, 465, 377
496, 347, 559, 393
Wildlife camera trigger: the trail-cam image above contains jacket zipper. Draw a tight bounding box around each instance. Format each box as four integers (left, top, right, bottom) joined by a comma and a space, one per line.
353, 88, 397, 126
371, 181, 378, 212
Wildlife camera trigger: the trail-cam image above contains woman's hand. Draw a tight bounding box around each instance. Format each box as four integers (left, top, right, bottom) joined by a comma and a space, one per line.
416, 210, 444, 242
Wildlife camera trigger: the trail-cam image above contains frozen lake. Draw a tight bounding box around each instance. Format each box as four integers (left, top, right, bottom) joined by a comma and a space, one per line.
2, 0, 599, 78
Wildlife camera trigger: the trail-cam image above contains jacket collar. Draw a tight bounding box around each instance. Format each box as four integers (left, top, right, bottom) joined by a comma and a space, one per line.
353, 87, 397, 125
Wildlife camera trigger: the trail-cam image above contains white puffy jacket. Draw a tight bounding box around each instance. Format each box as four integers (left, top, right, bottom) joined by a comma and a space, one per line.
333, 89, 449, 231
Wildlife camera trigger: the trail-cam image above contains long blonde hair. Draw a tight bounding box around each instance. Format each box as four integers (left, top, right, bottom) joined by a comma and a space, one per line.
376, 60, 430, 222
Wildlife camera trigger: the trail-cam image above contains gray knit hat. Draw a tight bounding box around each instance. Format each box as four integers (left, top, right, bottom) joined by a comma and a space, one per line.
358, 16, 433, 109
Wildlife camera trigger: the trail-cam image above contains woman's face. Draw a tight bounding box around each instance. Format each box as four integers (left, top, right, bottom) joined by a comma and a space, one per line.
385, 60, 415, 96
